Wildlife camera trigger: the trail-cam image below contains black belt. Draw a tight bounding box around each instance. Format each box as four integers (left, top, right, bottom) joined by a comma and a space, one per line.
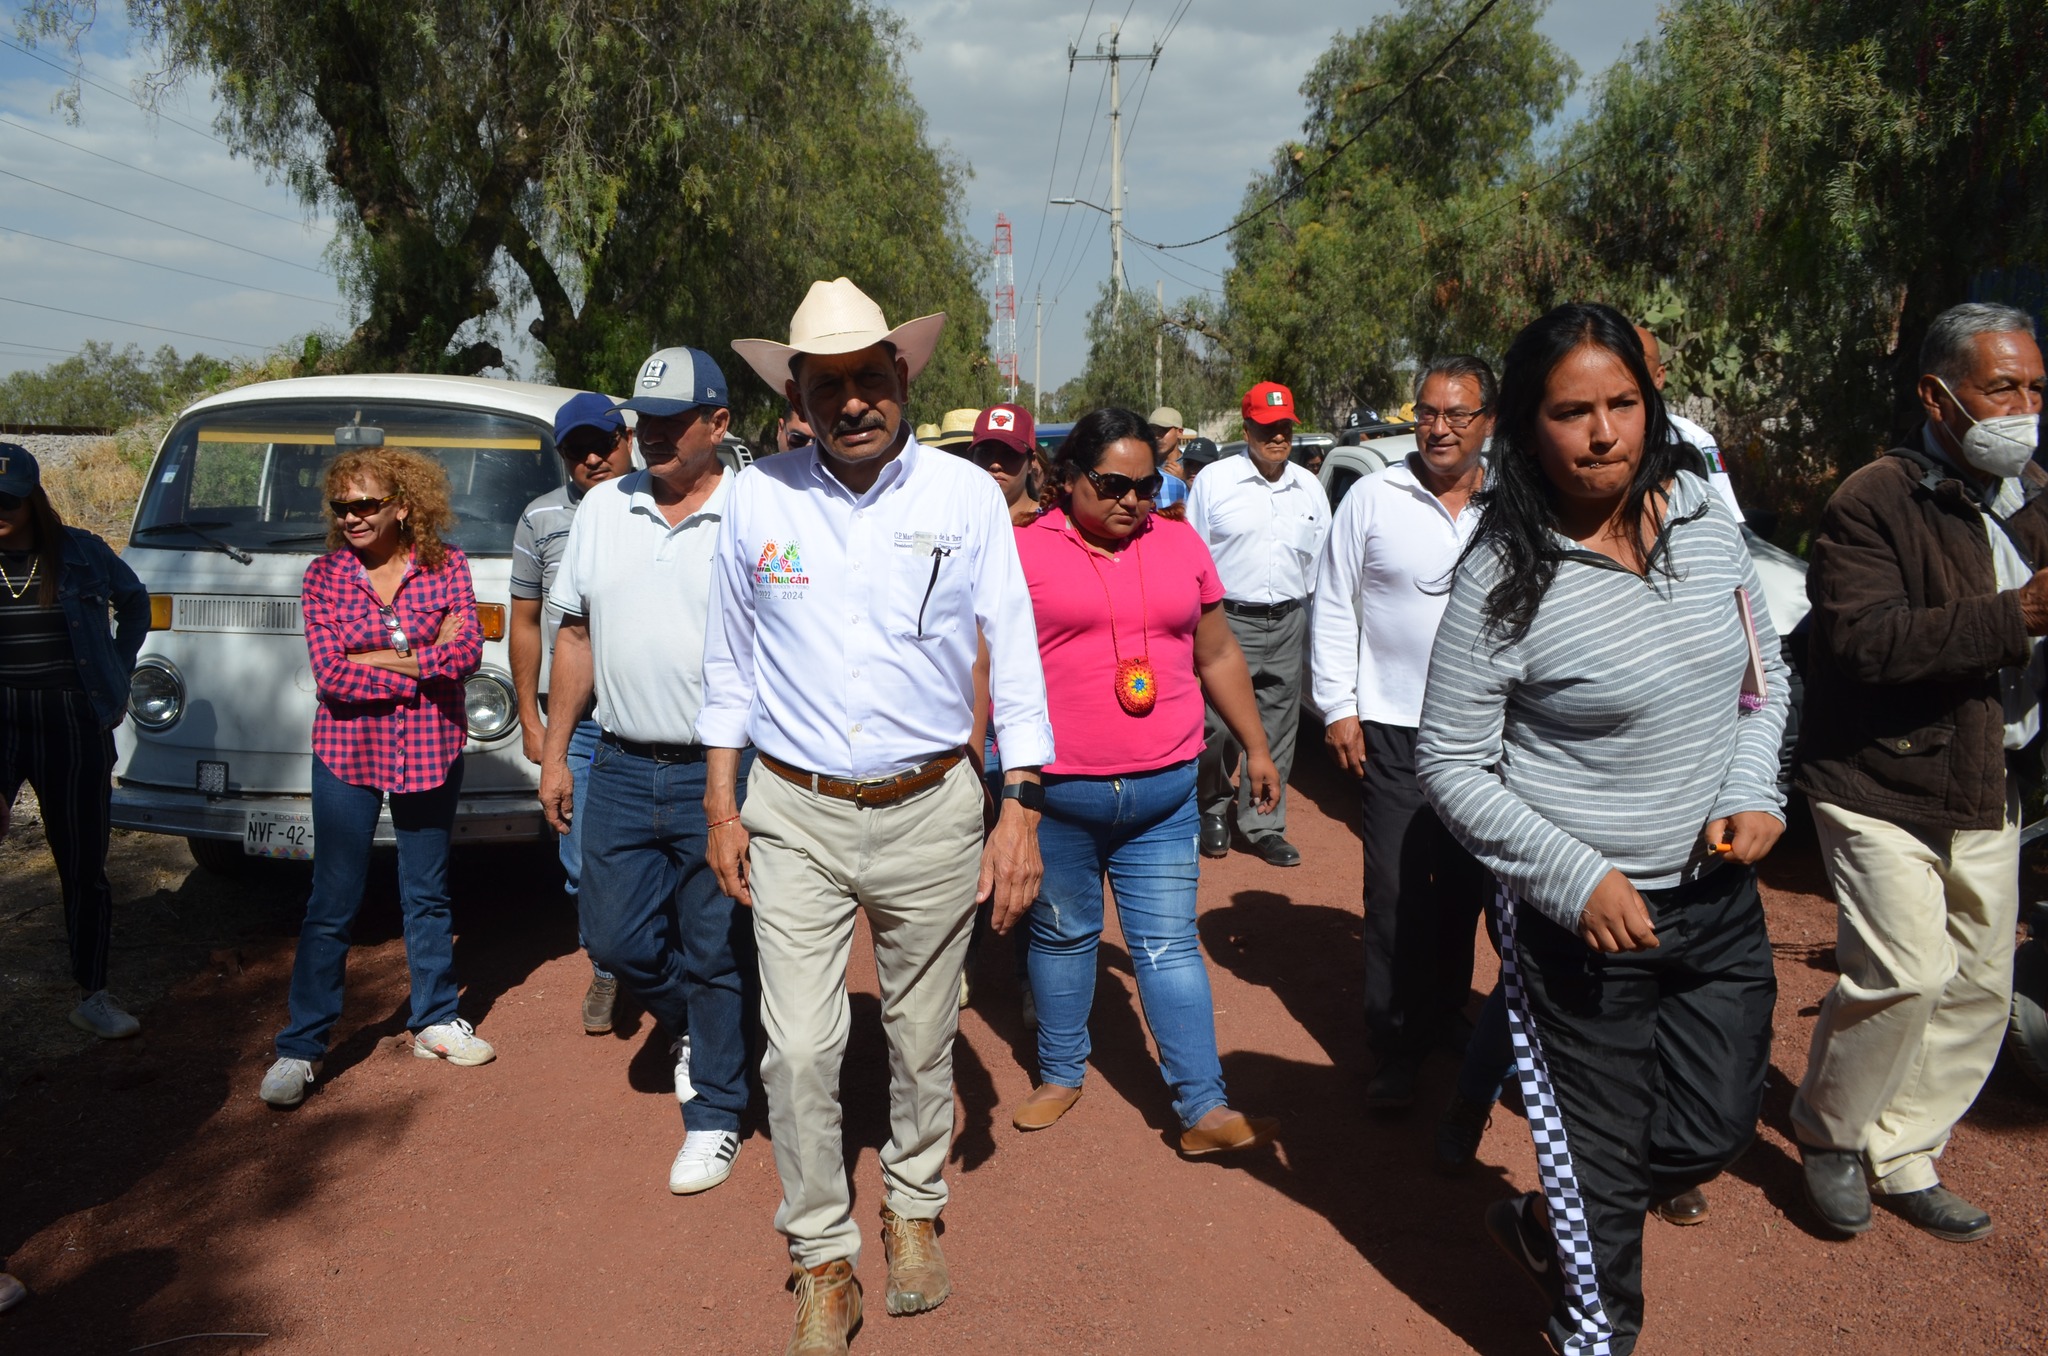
1222, 597, 1303, 619
600, 730, 706, 764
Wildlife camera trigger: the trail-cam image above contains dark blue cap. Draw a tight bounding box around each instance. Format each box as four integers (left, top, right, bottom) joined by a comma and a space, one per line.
0, 443, 39, 497
554, 391, 626, 444
618, 347, 731, 417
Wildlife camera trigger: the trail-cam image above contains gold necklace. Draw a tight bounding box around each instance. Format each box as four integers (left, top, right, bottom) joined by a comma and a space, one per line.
0, 555, 36, 601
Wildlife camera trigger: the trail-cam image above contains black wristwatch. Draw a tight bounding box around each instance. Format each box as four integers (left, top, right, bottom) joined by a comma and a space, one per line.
1000, 780, 1045, 811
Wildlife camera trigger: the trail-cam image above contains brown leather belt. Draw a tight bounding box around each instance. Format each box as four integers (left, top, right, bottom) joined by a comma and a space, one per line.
757, 749, 965, 808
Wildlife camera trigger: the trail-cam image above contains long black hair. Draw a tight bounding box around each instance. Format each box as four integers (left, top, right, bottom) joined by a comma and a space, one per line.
1052, 406, 1159, 495
1456, 301, 1681, 643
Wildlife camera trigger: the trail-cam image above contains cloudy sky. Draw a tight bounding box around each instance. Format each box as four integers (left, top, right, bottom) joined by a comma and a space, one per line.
0, 1, 1668, 390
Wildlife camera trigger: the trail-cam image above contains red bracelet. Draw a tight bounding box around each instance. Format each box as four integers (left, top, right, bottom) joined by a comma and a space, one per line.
709, 814, 742, 830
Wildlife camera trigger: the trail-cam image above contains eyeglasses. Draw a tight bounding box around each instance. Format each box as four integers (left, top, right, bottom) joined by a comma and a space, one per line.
329, 494, 396, 519
1083, 469, 1163, 503
783, 431, 814, 450
1413, 404, 1488, 430
0, 492, 24, 511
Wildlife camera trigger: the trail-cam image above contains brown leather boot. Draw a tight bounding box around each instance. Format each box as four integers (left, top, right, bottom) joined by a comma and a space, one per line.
786, 1260, 861, 1356
880, 1208, 951, 1316
1011, 1082, 1082, 1131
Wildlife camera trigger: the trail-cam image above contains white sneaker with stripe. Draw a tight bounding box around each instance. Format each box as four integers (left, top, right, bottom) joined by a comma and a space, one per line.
668, 1129, 740, 1195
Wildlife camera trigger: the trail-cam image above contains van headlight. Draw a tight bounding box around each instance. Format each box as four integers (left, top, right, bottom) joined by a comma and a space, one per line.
465, 671, 516, 740
129, 659, 184, 731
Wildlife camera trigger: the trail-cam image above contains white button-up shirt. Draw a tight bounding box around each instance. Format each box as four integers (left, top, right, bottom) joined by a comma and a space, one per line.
548, 468, 730, 745
1187, 452, 1329, 603
698, 434, 1054, 778
1310, 456, 1485, 728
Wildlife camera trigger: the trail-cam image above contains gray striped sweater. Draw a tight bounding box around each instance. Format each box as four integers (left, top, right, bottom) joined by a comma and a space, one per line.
1416, 471, 1789, 931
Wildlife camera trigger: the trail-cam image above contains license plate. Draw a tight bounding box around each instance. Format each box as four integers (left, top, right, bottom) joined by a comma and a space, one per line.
244, 811, 314, 860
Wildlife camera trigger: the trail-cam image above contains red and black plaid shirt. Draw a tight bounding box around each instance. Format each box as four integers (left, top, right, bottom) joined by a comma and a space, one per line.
302, 547, 482, 793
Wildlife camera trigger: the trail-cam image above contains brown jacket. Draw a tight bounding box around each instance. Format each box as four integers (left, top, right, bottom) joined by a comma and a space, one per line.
1794, 441, 2048, 831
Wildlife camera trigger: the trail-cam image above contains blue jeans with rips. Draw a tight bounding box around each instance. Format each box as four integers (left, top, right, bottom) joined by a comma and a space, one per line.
277, 756, 464, 1060
579, 742, 754, 1132
556, 717, 612, 980
1026, 759, 1228, 1129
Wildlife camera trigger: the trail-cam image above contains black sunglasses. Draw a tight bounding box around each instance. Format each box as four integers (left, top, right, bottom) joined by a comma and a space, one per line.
329, 494, 397, 519
0, 492, 23, 511
784, 431, 814, 450
1083, 469, 1163, 503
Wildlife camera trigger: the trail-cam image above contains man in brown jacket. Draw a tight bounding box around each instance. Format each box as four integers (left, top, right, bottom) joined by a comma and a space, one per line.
1793, 302, 2048, 1243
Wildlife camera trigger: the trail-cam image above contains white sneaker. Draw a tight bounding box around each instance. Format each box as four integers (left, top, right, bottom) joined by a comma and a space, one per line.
0, 1271, 26, 1313
672, 1034, 695, 1104
259, 1056, 319, 1107
668, 1129, 739, 1195
414, 1017, 495, 1066
69, 990, 139, 1039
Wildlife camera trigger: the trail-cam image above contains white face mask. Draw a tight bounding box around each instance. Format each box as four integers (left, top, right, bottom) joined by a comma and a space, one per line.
1936, 378, 2040, 479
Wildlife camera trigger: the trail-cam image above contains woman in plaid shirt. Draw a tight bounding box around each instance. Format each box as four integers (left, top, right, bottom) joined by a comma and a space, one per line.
260, 447, 491, 1108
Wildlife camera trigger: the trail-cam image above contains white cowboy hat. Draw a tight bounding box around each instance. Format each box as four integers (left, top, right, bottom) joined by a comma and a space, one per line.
731, 277, 947, 392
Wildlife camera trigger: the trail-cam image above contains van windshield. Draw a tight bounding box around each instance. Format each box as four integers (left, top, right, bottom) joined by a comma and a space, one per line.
134, 400, 564, 557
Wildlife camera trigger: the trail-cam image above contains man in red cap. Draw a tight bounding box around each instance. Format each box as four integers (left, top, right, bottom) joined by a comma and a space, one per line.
1186, 381, 1329, 866
968, 403, 1044, 527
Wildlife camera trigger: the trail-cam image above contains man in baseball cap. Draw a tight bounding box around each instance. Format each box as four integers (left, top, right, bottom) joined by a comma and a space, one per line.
1185, 379, 1328, 867
1147, 405, 1189, 509
967, 403, 1042, 526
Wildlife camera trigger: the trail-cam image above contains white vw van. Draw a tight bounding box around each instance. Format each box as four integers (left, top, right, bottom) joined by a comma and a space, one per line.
112, 375, 580, 874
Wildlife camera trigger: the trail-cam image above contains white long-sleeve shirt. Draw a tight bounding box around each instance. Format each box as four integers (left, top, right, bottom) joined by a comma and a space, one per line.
697, 433, 1055, 778
1186, 452, 1329, 603
1310, 457, 1485, 728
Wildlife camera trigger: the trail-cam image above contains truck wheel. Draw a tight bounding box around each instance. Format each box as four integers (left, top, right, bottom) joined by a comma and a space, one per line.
186, 836, 252, 878
2007, 938, 2048, 1097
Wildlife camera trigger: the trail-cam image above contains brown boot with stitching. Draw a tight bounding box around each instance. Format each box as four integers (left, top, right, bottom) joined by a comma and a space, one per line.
786, 1260, 862, 1356
880, 1208, 951, 1316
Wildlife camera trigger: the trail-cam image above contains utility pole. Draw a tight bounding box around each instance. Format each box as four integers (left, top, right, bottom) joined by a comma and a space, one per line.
1033, 288, 1043, 421
1154, 279, 1164, 411
1070, 26, 1159, 324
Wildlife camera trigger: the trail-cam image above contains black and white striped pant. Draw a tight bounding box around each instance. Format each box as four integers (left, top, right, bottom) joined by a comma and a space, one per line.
2, 686, 117, 993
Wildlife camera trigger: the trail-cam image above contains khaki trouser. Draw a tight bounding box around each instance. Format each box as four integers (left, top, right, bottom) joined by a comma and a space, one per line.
1791, 791, 2019, 1194
743, 758, 983, 1266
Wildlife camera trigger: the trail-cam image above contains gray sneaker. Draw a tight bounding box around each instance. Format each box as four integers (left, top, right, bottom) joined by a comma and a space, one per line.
69, 990, 139, 1039
414, 1017, 495, 1066
259, 1056, 319, 1107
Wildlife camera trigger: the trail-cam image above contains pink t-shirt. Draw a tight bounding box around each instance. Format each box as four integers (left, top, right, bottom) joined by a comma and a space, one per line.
1016, 507, 1225, 776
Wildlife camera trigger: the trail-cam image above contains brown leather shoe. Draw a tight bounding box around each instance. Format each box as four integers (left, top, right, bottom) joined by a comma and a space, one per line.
786, 1260, 861, 1356
880, 1208, 951, 1316
1653, 1186, 1710, 1226
1177, 1109, 1280, 1157
1011, 1082, 1082, 1131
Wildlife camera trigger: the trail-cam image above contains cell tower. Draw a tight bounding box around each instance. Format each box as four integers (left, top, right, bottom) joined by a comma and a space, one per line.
992, 215, 1018, 402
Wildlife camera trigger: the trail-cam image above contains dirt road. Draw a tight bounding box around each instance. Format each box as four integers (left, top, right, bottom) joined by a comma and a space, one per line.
2, 754, 2044, 1354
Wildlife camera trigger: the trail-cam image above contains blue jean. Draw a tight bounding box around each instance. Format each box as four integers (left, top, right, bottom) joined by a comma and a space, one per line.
556, 718, 612, 980
1455, 981, 1515, 1107
277, 756, 464, 1060
1027, 760, 1228, 1128
579, 742, 754, 1132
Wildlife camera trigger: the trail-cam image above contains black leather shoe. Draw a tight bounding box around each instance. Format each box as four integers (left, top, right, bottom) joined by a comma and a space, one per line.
1365, 1054, 1421, 1110
1653, 1186, 1710, 1226
1433, 1091, 1491, 1174
1882, 1185, 1992, 1243
1249, 835, 1301, 867
1800, 1146, 1872, 1236
1199, 812, 1229, 858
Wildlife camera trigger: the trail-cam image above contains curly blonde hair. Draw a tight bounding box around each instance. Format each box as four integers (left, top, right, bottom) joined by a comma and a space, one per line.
323, 447, 457, 569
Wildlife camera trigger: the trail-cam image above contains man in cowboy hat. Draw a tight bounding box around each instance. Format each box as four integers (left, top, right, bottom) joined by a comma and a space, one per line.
925, 407, 983, 453
700, 277, 1053, 1354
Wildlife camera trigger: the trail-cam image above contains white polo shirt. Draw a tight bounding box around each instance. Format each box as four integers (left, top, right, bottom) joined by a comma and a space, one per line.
1310, 456, 1485, 728
1186, 452, 1329, 604
1670, 411, 1745, 522
698, 434, 1055, 779
548, 468, 730, 745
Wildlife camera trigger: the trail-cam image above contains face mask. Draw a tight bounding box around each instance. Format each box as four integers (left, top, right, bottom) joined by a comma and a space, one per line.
1936, 378, 2040, 479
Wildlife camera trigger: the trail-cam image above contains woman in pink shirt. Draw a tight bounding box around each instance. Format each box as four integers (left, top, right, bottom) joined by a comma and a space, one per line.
1009, 407, 1282, 1155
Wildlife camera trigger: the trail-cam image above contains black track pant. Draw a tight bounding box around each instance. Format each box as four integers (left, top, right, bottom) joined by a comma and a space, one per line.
1503, 865, 1775, 1356
1360, 721, 1492, 1061
2, 686, 117, 993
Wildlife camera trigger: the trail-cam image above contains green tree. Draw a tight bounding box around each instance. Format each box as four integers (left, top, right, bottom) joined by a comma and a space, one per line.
1065, 285, 1237, 428
0, 342, 231, 427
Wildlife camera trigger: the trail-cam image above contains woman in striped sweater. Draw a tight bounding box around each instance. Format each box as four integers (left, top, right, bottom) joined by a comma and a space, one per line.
1416, 303, 1789, 1356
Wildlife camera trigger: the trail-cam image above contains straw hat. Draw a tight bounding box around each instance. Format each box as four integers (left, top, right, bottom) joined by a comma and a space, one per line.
925, 408, 983, 451
915, 423, 942, 443
732, 277, 947, 392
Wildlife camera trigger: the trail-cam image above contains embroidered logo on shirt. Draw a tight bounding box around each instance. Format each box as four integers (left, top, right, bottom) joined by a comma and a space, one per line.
754, 539, 810, 598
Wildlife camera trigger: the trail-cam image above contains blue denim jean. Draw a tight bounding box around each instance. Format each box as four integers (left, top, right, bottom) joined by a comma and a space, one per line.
556, 718, 611, 980
1027, 760, 1228, 1128
579, 742, 755, 1132
277, 756, 464, 1061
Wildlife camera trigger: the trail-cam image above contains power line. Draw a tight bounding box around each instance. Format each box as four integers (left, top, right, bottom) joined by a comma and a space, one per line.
1039, 65, 1112, 305
0, 166, 329, 276
0, 293, 268, 350
0, 338, 78, 355
0, 36, 231, 147
1021, 63, 1078, 296
0, 114, 320, 228
0, 223, 341, 306
1146, 0, 1505, 251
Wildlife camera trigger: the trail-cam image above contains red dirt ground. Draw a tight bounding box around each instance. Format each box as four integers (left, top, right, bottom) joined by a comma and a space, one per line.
3, 751, 2045, 1354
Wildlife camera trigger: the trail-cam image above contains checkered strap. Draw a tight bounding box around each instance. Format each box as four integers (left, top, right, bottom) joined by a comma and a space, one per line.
1496, 884, 1616, 1356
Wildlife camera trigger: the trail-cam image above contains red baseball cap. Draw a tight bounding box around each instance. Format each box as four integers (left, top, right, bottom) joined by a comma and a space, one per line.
1242, 381, 1297, 424
971, 403, 1035, 457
